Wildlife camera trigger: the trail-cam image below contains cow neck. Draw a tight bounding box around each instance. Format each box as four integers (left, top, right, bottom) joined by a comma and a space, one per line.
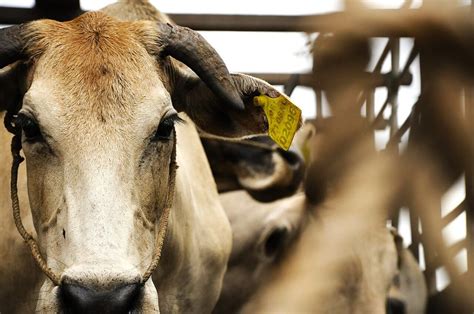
5, 112, 176, 287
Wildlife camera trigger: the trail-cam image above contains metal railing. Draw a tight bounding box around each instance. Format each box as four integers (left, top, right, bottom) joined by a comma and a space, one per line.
0, 0, 473, 312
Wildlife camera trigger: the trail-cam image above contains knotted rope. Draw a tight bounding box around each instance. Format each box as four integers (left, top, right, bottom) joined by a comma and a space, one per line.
10, 131, 62, 285
142, 205, 171, 282
142, 135, 177, 283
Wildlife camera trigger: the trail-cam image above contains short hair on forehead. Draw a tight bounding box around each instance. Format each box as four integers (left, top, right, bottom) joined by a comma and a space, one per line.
24, 12, 166, 122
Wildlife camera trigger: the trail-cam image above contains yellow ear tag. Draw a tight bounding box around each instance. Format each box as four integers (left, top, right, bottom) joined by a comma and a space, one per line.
254, 94, 302, 151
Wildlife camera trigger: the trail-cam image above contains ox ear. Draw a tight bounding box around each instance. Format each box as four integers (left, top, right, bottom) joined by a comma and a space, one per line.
172, 73, 281, 138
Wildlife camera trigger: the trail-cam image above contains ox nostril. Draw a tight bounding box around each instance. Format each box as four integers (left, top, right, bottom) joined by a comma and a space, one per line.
60, 282, 142, 314
277, 148, 301, 168
262, 226, 289, 259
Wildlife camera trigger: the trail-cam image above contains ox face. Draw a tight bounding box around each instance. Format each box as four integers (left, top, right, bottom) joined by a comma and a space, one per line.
19, 14, 182, 312
23, 63, 175, 312
0, 9, 283, 313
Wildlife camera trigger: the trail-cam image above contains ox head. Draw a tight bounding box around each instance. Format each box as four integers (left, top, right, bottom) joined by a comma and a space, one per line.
0, 12, 281, 312
214, 190, 307, 313
201, 136, 305, 202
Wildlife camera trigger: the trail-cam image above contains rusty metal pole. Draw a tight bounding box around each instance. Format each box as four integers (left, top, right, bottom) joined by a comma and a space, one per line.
315, 90, 323, 120
465, 0, 474, 305
389, 38, 400, 141
388, 38, 400, 228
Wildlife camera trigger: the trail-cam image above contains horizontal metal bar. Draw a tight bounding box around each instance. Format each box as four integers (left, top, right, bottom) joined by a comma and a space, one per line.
170, 13, 312, 32
248, 71, 412, 88
307, 116, 389, 131
0, 9, 324, 31
0, 7, 82, 23
0, 7, 468, 35
35, 0, 80, 11
425, 239, 467, 268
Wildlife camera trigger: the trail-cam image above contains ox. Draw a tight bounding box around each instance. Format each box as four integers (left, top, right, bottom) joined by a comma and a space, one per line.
213, 190, 427, 314
205, 125, 426, 314
200, 136, 305, 202
0, 0, 285, 312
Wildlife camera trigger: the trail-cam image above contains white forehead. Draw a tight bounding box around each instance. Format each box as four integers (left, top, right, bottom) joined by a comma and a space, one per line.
22, 75, 174, 143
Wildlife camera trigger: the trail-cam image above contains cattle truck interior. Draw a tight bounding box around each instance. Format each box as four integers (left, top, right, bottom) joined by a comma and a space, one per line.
0, 0, 473, 313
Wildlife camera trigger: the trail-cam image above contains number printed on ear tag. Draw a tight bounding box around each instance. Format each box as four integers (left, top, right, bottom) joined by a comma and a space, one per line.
254, 94, 302, 151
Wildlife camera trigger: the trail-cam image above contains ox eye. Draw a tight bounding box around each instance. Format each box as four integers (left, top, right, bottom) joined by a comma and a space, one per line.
152, 114, 183, 142
15, 114, 43, 142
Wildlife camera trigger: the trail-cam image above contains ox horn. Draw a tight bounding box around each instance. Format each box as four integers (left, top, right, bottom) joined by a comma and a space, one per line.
0, 25, 25, 69
157, 23, 245, 110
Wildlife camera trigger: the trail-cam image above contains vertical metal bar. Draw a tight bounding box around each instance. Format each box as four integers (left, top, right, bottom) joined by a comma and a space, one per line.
454, 5, 474, 314
366, 90, 376, 148
389, 38, 400, 227
366, 90, 375, 122
389, 38, 400, 140
316, 89, 323, 120
468, 0, 474, 285
465, 88, 474, 295
465, 0, 474, 300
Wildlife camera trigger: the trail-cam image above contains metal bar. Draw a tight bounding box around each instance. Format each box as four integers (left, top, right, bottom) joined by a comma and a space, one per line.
416, 30, 467, 305
35, 0, 80, 11
464, 3, 474, 308
389, 38, 400, 139
315, 90, 323, 119
386, 102, 416, 148
441, 200, 466, 225
283, 74, 300, 96
465, 87, 474, 298
424, 239, 468, 268
386, 36, 400, 246
373, 44, 391, 74
371, 98, 389, 129
366, 90, 375, 122
357, 42, 390, 118
0, 7, 468, 34
245, 72, 412, 88
367, 46, 417, 123
0, 6, 82, 23
387, 37, 400, 229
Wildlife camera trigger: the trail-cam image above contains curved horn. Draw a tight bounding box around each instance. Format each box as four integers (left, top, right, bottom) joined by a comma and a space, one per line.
157, 23, 245, 110
0, 24, 25, 69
